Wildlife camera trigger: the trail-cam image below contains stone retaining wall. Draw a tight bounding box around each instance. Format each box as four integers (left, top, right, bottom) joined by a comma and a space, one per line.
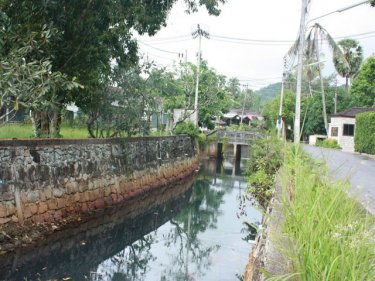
0, 136, 198, 226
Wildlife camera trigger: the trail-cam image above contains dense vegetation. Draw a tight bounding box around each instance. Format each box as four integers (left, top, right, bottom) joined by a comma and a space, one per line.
0, 0, 228, 138
354, 111, 375, 155
280, 147, 374, 280
245, 134, 283, 209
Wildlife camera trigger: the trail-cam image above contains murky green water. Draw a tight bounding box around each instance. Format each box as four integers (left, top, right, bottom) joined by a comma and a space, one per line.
0, 158, 261, 281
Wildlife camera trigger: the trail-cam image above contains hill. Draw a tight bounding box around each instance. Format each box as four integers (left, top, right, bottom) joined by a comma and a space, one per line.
253, 82, 281, 102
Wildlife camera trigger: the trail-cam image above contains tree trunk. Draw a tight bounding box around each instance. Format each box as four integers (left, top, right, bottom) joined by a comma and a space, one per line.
31, 111, 42, 137
40, 112, 50, 137
51, 111, 62, 138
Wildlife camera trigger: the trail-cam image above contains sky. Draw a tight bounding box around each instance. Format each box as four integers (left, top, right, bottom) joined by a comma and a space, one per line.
137, 0, 375, 90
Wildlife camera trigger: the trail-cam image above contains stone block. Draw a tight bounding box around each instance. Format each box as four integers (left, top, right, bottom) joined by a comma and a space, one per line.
32, 214, 44, 224
38, 202, 48, 214
27, 190, 40, 203
29, 203, 38, 215
47, 199, 58, 210
23, 206, 32, 219
53, 188, 64, 198
0, 204, 6, 217
94, 198, 105, 209
57, 198, 65, 209
0, 217, 11, 224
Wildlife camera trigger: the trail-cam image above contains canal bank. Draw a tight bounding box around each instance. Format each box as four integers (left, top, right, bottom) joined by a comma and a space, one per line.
0, 158, 261, 281
0, 136, 198, 253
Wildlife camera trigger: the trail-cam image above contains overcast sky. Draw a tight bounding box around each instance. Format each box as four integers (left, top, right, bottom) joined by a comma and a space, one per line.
137, 0, 375, 90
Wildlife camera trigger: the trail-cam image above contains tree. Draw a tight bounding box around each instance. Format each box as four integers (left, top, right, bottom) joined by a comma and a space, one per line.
0, 0, 226, 137
288, 23, 346, 134
0, 14, 79, 135
333, 39, 363, 91
350, 56, 375, 107
263, 91, 296, 139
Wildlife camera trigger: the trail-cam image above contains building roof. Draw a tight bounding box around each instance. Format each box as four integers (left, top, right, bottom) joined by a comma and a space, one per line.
332, 107, 375, 118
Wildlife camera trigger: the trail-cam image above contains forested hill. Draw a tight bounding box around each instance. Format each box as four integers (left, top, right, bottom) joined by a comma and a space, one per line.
253, 82, 281, 102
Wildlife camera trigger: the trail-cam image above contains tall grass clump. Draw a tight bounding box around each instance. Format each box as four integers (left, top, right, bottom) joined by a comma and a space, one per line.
279, 147, 374, 280
245, 133, 284, 209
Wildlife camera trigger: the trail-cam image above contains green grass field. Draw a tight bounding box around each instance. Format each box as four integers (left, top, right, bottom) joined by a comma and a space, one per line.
0, 123, 89, 139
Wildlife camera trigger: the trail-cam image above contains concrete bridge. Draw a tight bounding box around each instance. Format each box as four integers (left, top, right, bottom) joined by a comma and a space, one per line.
206, 130, 261, 160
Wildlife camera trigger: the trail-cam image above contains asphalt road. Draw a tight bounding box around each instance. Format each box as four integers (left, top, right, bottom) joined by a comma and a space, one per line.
303, 145, 375, 215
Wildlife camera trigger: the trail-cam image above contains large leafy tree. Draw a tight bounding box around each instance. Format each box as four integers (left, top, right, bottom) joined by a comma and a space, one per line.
333, 39, 363, 91
0, 0, 225, 137
350, 56, 375, 107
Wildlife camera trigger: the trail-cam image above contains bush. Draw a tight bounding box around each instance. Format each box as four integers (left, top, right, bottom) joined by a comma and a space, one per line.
173, 121, 199, 138
316, 139, 341, 149
245, 133, 283, 208
355, 111, 375, 155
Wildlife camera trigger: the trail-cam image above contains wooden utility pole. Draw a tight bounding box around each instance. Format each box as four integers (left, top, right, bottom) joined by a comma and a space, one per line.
192, 24, 209, 126
294, 0, 309, 144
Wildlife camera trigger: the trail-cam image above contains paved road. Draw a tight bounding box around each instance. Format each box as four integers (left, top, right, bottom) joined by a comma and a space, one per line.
303, 145, 375, 215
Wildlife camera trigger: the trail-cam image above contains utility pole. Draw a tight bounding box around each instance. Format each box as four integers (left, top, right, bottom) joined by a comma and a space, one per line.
334, 77, 338, 114
294, 0, 309, 144
192, 24, 209, 126
277, 72, 286, 139
277, 56, 288, 139
240, 84, 249, 124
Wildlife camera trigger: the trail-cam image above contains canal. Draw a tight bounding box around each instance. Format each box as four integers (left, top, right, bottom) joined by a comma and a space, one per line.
0, 158, 261, 281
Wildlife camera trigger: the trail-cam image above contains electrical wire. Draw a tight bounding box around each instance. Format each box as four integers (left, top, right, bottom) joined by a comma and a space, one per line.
138, 40, 180, 54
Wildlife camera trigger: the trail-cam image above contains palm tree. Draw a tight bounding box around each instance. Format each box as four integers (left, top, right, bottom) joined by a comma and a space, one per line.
288, 23, 347, 135
333, 39, 363, 91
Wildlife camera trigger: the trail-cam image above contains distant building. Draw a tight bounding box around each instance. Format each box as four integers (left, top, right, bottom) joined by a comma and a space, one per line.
173, 109, 196, 125
222, 109, 262, 126
328, 107, 375, 152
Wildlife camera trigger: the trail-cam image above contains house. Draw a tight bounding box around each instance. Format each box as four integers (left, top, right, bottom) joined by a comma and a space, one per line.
328, 107, 375, 152
222, 109, 262, 126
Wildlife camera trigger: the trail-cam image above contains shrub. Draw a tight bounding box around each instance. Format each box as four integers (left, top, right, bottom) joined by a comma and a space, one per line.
246, 133, 283, 208
316, 139, 341, 149
173, 121, 199, 138
355, 111, 375, 155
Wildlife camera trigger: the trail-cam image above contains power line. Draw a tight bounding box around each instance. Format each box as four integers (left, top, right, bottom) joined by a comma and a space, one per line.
138, 40, 180, 55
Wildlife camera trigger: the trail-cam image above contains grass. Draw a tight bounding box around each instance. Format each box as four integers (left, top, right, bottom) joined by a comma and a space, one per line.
315, 139, 341, 150
0, 123, 89, 139
278, 146, 374, 281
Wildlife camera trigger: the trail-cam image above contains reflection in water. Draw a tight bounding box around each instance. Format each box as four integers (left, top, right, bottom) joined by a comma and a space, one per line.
0, 159, 261, 281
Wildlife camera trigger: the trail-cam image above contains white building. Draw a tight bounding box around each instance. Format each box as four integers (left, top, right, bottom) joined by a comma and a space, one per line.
328, 108, 375, 152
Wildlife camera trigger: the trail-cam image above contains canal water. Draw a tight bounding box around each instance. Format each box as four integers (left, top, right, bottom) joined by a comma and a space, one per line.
0, 158, 261, 281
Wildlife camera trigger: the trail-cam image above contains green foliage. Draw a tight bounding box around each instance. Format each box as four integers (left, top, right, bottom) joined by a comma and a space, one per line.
280, 147, 375, 281
316, 139, 341, 149
350, 57, 375, 107
354, 111, 375, 154
173, 121, 199, 138
263, 77, 354, 138
333, 39, 363, 90
245, 134, 283, 208
0, 0, 226, 137
263, 91, 295, 139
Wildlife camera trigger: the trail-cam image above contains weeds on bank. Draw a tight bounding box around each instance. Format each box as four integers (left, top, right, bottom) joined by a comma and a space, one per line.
245, 133, 284, 209
280, 147, 374, 281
